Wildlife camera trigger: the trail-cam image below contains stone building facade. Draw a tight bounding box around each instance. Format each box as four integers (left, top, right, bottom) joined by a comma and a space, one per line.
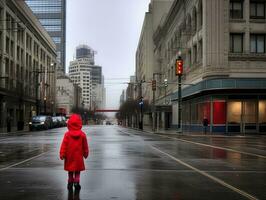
56, 75, 82, 116
152, 0, 266, 133
136, 0, 174, 129
0, 0, 57, 133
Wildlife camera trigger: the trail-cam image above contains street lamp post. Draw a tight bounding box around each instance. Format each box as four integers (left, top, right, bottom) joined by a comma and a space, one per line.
176, 51, 183, 133
33, 62, 55, 116
164, 79, 168, 105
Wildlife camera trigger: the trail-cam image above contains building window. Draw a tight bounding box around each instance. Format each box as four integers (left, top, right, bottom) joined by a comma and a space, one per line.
198, 40, 203, 60
230, 0, 243, 19
187, 49, 192, 67
250, 34, 266, 53
230, 33, 243, 53
193, 45, 197, 63
250, 1, 266, 19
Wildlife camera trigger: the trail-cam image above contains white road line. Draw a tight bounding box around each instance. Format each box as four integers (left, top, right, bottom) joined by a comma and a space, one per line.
0, 151, 50, 171
157, 134, 266, 159
150, 145, 259, 200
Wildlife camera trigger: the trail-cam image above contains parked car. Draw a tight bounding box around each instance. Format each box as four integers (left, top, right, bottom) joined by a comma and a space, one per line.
29, 115, 53, 131
52, 116, 60, 128
57, 116, 67, 127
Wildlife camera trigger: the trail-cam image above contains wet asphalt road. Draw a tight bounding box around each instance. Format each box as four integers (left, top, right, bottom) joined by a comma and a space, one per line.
0, 126, 265, 200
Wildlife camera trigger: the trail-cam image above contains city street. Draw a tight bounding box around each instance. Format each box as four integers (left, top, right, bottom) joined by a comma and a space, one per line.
0, 126, 265, 200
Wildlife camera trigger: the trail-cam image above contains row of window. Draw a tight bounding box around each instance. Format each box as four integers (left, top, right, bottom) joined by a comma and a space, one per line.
230, 0, 266, 19
43, 25, 61, 32
26, 1, 62, 7
29, 6, 62, 13
230, 33, 266, 53
39, 19, 62, 26
52, 37, 61, 43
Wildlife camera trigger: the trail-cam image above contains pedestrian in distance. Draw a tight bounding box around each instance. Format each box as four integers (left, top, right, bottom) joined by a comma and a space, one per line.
60, 114, 89, 192
202, 117, 209, 134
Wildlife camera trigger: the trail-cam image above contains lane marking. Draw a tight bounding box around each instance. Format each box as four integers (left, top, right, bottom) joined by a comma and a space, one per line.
0, 151, 50, 171
120, 128, 266, 158
156, 134, 266, 159
150, 145, 259, 200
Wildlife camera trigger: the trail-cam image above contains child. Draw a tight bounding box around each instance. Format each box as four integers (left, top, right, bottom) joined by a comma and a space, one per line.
60, 114, 89, 191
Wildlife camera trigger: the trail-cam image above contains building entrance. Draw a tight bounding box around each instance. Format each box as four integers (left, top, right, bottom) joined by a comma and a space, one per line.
227, 100, 258, 134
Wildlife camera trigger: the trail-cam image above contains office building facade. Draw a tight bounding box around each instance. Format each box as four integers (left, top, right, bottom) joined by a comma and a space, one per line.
25, 0, 66, 72
0, 0, 57, 132
150, 0, 266, 134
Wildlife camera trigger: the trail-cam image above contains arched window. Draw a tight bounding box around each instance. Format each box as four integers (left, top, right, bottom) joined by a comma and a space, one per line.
192, 7, 197, 33
186, 15, 192, 32
198, 0, 203, 29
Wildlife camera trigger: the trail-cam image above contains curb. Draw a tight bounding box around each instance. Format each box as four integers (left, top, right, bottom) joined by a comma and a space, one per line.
122, 126, 265, 139
0, 129, 29, 136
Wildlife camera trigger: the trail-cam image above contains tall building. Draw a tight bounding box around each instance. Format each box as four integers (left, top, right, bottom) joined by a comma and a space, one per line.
25, 0, 66, 72
0, 0, 57, 132
69, 45, 105, 110
69, 57, 92, 108
137, 0, 266, 134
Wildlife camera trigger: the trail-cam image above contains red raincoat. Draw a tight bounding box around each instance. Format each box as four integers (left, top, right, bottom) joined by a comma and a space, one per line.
60, 114, 89, 171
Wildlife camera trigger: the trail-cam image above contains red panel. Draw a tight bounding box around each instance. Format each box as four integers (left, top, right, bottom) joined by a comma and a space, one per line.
213, 101, 226, 124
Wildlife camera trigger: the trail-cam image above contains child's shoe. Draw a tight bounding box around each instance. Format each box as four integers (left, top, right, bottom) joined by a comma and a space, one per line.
74, 183, 81, 190
67, 182, 73, 190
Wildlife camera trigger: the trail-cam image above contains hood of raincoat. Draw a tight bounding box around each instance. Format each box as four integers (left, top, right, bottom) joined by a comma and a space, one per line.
67, 114, 83, 137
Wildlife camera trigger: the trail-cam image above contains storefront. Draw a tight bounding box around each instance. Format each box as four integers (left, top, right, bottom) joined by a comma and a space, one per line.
182, 95, 266, 134
171, 78, 266, 134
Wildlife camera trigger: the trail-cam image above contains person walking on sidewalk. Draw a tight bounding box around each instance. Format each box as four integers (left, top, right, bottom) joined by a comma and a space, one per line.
60, 114, 89, 191
202, 117, 209, 134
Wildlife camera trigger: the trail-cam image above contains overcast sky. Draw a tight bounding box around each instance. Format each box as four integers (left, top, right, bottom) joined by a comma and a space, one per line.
66, 0, 150, 110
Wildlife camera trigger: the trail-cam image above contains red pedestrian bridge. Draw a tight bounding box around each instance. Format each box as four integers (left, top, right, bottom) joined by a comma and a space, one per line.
94, 109, 119, 113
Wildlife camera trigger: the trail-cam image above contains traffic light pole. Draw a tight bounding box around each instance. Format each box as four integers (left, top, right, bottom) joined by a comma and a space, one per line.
176, 55, 183, 133
178, 74, 182, 132
139, 80, 144, 130
152, 73, 161, 132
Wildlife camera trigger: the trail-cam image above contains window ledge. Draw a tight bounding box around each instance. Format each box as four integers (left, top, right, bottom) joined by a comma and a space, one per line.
229, 53, 266, 61
229, 19, 246, 23
250, 18, 266, 23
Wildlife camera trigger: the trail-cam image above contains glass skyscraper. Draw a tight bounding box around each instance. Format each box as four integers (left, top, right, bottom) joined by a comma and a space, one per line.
25, 0, 66, 72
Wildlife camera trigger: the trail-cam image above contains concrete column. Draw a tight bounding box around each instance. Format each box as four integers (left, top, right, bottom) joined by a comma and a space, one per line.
162, 112, 166, 130
156, 112, 160, 132
244, 0, 250, 54
203, 0, 227, 70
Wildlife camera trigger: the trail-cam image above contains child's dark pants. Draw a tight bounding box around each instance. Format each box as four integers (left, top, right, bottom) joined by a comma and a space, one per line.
68, 171, 80, 183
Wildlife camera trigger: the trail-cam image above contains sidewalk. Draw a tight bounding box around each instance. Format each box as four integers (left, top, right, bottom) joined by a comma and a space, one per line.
132, 126, 266, 138
0, 127, 29, 136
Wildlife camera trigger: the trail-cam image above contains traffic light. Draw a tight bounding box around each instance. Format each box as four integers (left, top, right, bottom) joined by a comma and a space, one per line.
164, 79, 168, 87
176, 58, 183, 75
152, 80, 156, 91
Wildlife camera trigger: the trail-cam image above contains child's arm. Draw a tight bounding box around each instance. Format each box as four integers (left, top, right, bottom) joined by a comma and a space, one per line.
59, 134, 68, 160
83, 134, 89, 159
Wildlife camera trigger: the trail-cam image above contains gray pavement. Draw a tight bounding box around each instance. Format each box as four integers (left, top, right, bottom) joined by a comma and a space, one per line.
0, 126, 265, 200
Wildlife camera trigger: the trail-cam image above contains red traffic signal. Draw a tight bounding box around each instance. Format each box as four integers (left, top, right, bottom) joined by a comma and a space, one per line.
176, 59, 183, 75
152, 80, 156, 91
